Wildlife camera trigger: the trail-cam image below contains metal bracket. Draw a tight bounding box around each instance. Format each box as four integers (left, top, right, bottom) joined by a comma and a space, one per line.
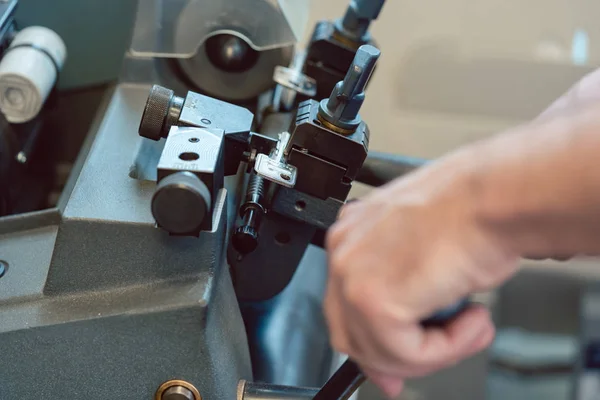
273, 65, 317, 97
253, 132, 297, 188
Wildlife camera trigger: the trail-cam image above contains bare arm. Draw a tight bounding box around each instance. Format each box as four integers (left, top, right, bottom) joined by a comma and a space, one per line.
324, 70, 600, 398
471, 102, 600, 257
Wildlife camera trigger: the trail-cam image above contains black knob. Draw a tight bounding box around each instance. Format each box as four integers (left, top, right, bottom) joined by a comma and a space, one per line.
232, 224, 259, 254
139, 85, 183, 141
151, 172, 211, 235
232, 174, 266, 254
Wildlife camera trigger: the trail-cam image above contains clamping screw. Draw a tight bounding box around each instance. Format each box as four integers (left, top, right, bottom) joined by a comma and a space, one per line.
232, 174, 266, 254
317, 44, 380, 133
336, 0, 387, 43
139, 85, 184, 141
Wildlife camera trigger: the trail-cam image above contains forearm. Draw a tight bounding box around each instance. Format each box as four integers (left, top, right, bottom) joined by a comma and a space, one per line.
465, 102, 600, 257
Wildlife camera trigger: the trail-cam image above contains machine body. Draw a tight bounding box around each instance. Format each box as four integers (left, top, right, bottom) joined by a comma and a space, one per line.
0, 1, 439, 399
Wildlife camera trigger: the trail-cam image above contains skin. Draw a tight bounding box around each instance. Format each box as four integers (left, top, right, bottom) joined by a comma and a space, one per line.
324, 67, 600, 398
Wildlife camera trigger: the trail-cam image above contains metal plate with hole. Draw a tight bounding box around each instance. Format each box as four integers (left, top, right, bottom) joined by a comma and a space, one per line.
254, 153, 297, 188
273, 66, 317, 97
157, 126, 224, 177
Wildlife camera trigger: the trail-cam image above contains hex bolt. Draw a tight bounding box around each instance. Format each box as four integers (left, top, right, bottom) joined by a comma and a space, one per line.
232, 174, 266, 254
318, 44, 381, 133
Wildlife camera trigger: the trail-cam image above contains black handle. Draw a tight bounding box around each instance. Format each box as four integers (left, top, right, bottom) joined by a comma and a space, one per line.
313, 299, 470, 400
355, 151, 428, 187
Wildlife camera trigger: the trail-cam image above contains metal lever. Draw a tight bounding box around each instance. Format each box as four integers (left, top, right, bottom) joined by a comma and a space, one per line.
313, 299, 470, 400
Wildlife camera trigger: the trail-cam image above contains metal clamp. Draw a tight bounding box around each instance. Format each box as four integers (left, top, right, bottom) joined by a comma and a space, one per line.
254, 132, 297, 188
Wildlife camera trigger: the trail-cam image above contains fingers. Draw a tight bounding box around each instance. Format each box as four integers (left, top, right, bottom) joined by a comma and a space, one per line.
360, 321, 494, 399
326, 298, 495, 377
363, 367, 404, 399
414, 305, 494, 367
324, 275, 351, 354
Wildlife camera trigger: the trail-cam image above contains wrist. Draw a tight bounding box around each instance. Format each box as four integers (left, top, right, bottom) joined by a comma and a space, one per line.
461, 128, 556, 259
444, 136, 527, 259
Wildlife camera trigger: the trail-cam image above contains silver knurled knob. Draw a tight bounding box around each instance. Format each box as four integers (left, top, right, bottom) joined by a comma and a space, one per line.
139, 85, 183, 141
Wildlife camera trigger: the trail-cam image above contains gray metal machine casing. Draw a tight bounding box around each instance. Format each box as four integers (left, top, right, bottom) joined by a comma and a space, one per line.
0, 7, 331, 398
0, 85, 252, 399
0, 0, 386, 398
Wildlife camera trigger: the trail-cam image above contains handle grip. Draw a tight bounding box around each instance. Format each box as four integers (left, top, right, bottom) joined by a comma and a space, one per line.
313, 298, 470, 400
421, 297, 470, 328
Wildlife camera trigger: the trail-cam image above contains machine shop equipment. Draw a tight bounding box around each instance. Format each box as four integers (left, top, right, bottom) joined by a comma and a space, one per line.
0, 0, 67, 217
139, 44, 380, 303
304, 0, 385, 100
129, 0, 309, 103
0, 0, 435, 399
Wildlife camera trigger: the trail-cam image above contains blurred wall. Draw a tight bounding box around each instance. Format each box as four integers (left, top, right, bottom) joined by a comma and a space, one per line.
308, 0, 599, 159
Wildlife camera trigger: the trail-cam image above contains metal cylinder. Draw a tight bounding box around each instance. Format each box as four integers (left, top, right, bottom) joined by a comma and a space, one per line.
162, 385, 196, 400
151, 171, 212, 235
238, 381, 318, 400
139, 85, 184, 141
318, 45, 380, 132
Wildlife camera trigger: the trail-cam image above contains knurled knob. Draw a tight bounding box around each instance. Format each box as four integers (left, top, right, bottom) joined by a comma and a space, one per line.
139, 85, 175, 141
151, 172, 212, 235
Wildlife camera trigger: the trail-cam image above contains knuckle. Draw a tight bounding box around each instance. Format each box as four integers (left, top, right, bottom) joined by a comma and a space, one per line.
343, 279, 377, 317
328, 250, 350, 278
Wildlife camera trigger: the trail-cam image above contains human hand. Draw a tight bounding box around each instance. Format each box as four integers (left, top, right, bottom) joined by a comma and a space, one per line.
324, 154, 519, 397
324, 67, 600, 398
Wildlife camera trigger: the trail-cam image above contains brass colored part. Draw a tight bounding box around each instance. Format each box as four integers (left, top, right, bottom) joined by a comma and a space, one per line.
236, 380, 247, 400
317, 114, 356, 136
332, 29, 362, 50
155, 380, 202, 400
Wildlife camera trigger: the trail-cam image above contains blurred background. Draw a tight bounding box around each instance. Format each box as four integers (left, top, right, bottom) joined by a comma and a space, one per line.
7, 0, 600, 399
